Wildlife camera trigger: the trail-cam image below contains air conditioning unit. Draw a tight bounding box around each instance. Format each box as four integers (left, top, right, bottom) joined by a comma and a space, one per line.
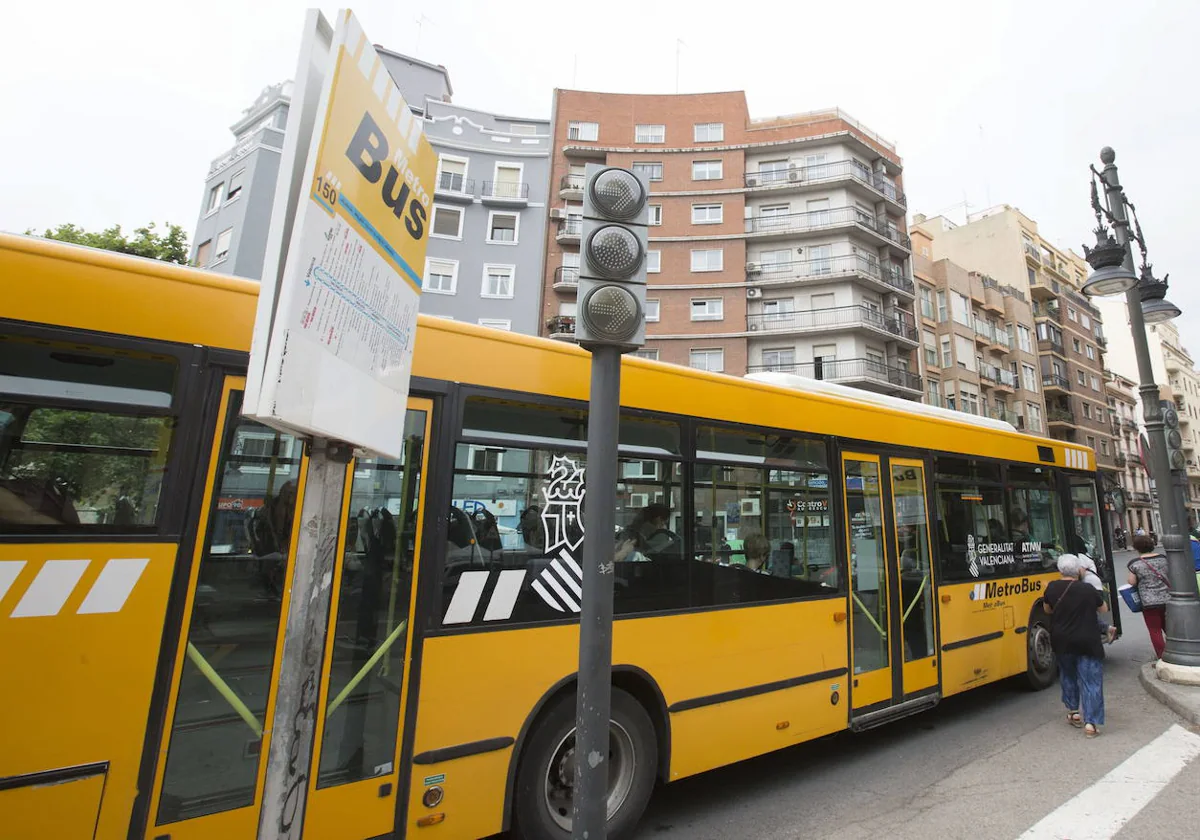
746, 287, 762, 299
746, 261, 761, 273
747, 175, 759, 187
629, 493, 650, 508
549, 208, 566, 220
788, 170, 802, 182
749, 323, 761, 331
740, 498, 761, 517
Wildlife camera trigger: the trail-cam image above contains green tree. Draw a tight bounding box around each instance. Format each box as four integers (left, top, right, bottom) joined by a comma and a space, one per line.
29, 221, 190, 265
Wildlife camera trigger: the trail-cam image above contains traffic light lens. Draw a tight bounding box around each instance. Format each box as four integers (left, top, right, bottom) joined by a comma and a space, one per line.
586, 225, 644, 279
581, 285, 641, 341
589, 168, 647, 219
1168, 429, 1183, 448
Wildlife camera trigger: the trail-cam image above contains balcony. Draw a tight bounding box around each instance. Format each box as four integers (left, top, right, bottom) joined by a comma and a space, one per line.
1042, 374, 1071, 393
1123, 418, 1139, 431
748, 357, 922, 394
546, 315, 576, 340
746, 253, 915, 298
556, 218, 581, 245
1033, 302, 1061, 323
742, 160, 907, 211
1115, 453, 1128, 467
1038, 334, 1065, 355
979, 363, 1016, 391
745, 305, 919, 344
482, 180, 530, 206
553, 266, 579, 292
559, 173, 584, 200
1130, 491, 1153, 505
989, 408, 1020, 426
1029, 273, 1061, 302
1024, 242, 1042, 264
1047, 408, 1076, 427
744, 206, 911, 253
434, 172, 475, 203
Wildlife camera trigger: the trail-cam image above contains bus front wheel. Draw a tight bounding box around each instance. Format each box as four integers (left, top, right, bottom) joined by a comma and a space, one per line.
1025, 612, 1057, 690
512, 687, 658, 840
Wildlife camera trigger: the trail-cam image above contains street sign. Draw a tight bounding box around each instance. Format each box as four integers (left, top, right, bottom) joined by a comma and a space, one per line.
245, 8, 437, 458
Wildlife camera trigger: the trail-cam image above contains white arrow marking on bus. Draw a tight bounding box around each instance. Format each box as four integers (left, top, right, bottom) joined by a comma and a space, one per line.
10, 559, 89, 618
77, 558, 150, 614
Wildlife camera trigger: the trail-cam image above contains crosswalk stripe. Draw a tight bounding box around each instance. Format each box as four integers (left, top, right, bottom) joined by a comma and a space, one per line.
77, 558, 149, 614
1018, 724, 1200, 840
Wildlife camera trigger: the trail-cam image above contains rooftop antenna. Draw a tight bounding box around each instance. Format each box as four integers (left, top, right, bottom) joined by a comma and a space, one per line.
676, 39, 686, 93
415, 14, 432, 57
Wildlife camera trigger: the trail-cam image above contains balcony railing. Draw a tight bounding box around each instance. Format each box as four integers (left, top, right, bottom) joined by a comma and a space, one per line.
979, 363, 1017, 388
556, 218, 581, 238
553, 266, 579, 288
1123, 418, 1139, 431
436, 172, 474, 195
482, 180, 530, 200
746, 305, 918, 341
1047, 408, 1076, 425
1033, 302, 1061, 322
1042, 374, 1071, 391
748, 357, 922, 391
546, 315, 576, 337
1115, 453, 1128, 467
1130, 491, 1153, 504
560, 173, 585, 192
747, 253, 915, 295
1038, 335, 1065, 354
1024, 242, 1042, 263
744, 206, 912, 249
989, 408, 1020, 425
742, 160, 907, 207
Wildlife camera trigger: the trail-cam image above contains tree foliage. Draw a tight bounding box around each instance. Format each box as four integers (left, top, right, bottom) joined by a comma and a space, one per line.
29, 221, 190, 265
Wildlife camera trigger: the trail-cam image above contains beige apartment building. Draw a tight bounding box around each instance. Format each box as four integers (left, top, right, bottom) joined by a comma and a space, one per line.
911, 228, 1045, 429
542, 91, 919, 398
1105, 370, 1155, 534
911, 207, 1114, 468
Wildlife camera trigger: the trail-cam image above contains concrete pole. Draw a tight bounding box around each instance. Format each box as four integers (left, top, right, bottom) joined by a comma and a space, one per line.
1098, 148, 1200, 674
573, 346, 621, 839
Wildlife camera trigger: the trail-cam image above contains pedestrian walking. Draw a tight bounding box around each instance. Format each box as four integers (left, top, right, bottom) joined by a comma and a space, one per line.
1127, 533, 1170, 659
1079, 555, 1117, 644
1044, 554, 1108, 738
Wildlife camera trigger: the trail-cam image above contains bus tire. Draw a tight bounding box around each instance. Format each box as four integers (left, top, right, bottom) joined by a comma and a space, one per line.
1025, 608, 1057, 690
511, 687, 657, 840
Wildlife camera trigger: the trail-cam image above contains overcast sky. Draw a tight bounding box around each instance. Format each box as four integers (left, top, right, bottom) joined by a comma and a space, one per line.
6, 0, 1199, 349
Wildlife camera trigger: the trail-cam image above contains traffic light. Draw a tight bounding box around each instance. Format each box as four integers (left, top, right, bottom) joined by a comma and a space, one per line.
1161, 400, 1186, 470
576, 163, 649, 350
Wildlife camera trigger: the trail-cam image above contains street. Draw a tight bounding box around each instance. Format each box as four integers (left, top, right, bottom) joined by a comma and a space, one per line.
631, 551, 1200, 840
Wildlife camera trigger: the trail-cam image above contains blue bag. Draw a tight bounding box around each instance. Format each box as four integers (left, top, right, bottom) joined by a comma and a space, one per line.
1119, 583, 1143, 613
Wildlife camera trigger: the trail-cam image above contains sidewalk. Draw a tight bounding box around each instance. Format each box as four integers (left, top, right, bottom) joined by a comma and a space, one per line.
1139, 662, 1200, 726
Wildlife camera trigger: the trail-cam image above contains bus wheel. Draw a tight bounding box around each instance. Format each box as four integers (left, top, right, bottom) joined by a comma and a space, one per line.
1025, 613, 1057, 690
512, 687, 657, 840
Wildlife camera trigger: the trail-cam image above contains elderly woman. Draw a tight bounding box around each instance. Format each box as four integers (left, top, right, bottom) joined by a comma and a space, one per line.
1043, 554, 1109, 738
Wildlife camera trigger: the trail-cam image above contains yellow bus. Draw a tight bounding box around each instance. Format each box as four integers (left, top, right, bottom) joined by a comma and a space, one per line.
0, 232, 1119, 840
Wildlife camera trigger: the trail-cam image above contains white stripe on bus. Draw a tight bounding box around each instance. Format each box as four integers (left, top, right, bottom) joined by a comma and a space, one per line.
10, 559, 90, 618
442, 570, 489, 624
531, 578, 564, 612
482, 570, 525, 622
561, 551, 584, 580
0, 560, 27, 605
550, 559, 583, 598
541, 569, 580, 613
77, 558, 149, 615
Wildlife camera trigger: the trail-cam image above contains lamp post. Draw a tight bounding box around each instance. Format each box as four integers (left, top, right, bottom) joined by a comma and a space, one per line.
1082, 147, 1200, 678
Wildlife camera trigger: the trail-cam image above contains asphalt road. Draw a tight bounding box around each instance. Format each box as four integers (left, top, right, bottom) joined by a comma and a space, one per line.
630, 550, 1200, 840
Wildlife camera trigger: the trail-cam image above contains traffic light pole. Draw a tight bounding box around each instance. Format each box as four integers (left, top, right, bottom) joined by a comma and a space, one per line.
1099, 152, 1200, 671
573, 346, 621, 840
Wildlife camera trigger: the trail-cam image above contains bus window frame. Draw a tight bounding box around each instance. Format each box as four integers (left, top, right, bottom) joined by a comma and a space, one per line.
0, 319, 208, 541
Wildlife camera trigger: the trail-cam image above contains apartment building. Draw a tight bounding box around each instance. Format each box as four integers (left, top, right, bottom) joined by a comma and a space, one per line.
910, 228, 1045, 431
912, 207, 1113, 462
1105, 370, 1155, 534
542, 92, 919, 398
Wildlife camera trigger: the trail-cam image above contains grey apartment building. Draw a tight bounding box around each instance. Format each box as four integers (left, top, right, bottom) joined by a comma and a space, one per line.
190, 49, 547, 335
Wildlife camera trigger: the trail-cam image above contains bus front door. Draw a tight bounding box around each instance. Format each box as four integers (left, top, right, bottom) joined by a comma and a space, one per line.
842, 452, 940, 725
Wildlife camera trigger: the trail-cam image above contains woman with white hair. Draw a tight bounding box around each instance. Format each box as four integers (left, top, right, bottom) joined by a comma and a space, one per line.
1043, 553, 1109, 737
1078, 554, 1118, 644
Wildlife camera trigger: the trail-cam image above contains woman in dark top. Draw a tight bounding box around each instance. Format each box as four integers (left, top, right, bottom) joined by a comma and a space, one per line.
1044, 554, 1109, 738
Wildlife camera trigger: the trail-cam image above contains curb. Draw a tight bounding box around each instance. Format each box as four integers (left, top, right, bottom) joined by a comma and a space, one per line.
1139, 661, 1200, 726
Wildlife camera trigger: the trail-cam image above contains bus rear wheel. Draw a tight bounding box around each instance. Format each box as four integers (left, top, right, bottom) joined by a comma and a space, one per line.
1025, 613, 1057, 690
512, 687, 657, 840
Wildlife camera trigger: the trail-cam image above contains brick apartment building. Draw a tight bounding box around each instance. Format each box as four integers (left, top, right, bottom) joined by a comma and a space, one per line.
541, 91, 919, 398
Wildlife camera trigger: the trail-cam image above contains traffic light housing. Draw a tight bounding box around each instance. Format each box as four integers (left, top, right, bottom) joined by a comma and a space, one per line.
576, 163, 649, 351
1161, 400, 1186, 470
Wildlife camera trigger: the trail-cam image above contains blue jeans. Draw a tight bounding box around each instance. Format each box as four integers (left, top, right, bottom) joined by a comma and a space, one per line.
1059, 652, 1105, 726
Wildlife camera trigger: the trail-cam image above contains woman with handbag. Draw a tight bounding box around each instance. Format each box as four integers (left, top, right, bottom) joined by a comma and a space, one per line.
1044, 554, 1109, 738
1128, 533, 1171, 658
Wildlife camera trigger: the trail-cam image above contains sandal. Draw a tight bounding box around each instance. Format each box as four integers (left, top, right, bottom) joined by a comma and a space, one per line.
1084, 723, 1100, 738
1067, 712, 1083, 728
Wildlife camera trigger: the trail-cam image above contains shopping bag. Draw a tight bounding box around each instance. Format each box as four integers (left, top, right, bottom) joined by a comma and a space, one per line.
1119, 584, 1143, 613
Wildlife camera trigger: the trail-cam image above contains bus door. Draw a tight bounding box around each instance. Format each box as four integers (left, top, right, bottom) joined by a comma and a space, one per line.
841, 451, 940, 723
303, 397, 433, 839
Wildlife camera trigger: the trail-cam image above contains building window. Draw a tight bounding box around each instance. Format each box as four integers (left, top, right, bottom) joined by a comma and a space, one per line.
952, 292, 971, 326
927, 378, 941, 407
691, 249, 724, 272
1083, 403, 1092, 420
1028, 403, 1043, 433
423, 257, 458, 294
955, 336, 976, 371
1023, 363, 1038, 392
692, 160, 723, 181
226, 171, 244, 201
692, 203, 723, 224
762, 348, 796, 371
1078, 370, 1087, 386
206, 183, 223, 214
923, 329, 938, 368
1067, 306, 1079, 322
649, 204, 662, 225
632, 162, 663, 182
468, 445, 504, 475
481, 264, 515, 298
568, 121, 599, 141
487, 211, 519, 243
690, 348, 724, 372
645, 299, 660, 322
1018, 325, 1032, 353
1081, 313, 1092, 329
478, 319, 512, 331
632, 348, 660, 360
1086, 345, 1096, 361
694, 123, 724, 142
936, 290, 948, 323
431, 205, 463, 239
646, 251, 661, 273
635, 124, 665, 143
491, 163, 524, 199
919, 286, 935, 319
941, 337, 953, 368
1072, 338, 1082, 353
194, 239, 212, 267
437, 156, 469, 193
1100, 439, 1109, 455
214, 228, 233, 262
1087, 435, 1096, 450
691, 298, 724, 321
1091, 375, 1100, 391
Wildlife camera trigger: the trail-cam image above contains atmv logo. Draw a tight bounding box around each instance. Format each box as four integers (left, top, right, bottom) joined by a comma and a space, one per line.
969, 578, 1044, 601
